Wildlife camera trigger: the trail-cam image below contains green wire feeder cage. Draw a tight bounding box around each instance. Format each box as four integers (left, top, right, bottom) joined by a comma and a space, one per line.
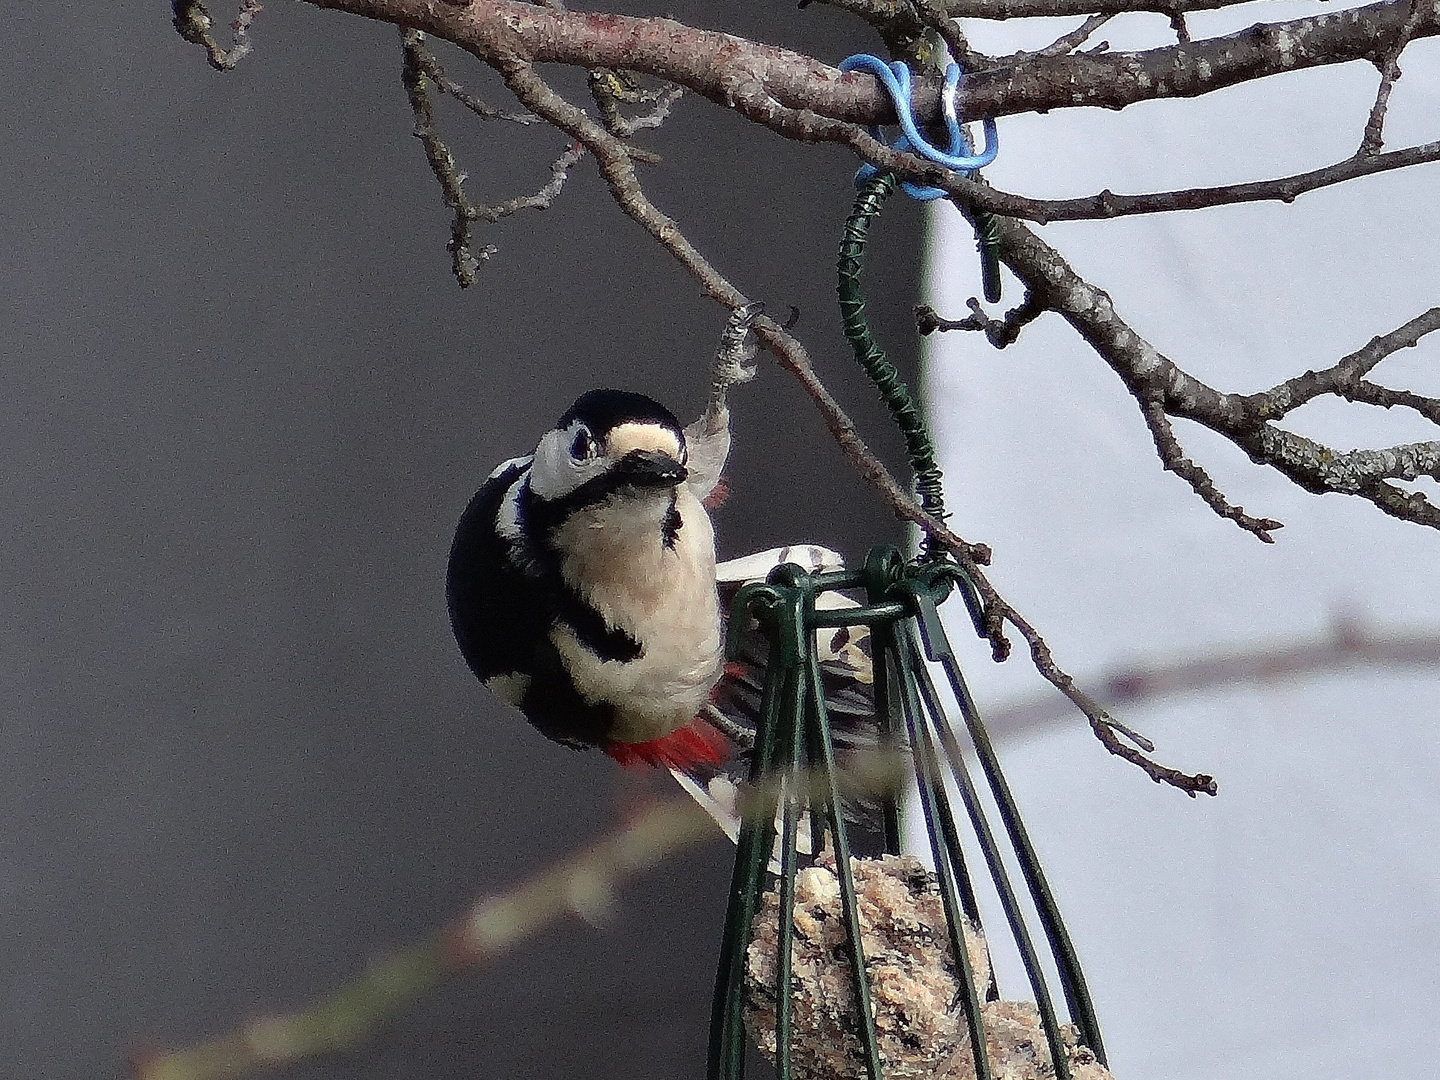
707, 174, 1110, 1080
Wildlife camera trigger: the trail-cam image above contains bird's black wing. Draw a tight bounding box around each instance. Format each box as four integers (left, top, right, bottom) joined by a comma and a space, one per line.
711, 546, 878, 754
446, 461, 554, 685
447, 461, 620, 750
682, 546, 887, 854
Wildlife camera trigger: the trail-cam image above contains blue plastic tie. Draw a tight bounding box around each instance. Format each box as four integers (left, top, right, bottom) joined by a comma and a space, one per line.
838, 55, 998, 201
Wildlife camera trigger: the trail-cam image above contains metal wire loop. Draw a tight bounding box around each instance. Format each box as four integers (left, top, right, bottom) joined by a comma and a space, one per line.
707, 549, 1107, 1080
838, 54, 999, 201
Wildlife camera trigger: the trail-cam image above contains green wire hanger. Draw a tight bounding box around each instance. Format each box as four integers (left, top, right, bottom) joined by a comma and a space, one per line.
839, 53, 1004, 304
705, 102, 1107, 1080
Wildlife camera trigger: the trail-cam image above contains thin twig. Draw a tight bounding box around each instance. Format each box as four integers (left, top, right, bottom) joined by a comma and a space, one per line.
915, 292, 1046, 349
481, 144, 587, 218
402, 28, 491, 283
408, 36, 539, 124
172, 0, 262, 71
915, 1, 992, 75
1359, 0, 1434, 155
402, 30, 586, 285
1140, 396, 1284, 542
1009, 13, 1114, 60
1246, 305, 1440, 420
588, 69, 685, 138
905, 139, 1440, 224
979, 586, 1216, 794
624, 87, 684, 133
1345, 380, 1440, 426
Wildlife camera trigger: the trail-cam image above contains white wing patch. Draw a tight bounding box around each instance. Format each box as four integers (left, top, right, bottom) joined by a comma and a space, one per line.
487, 454, 533, 482
496, 472, 529, 542
668, 769, 816, 866
484, 671, 531, 706
715, 545, 845, 583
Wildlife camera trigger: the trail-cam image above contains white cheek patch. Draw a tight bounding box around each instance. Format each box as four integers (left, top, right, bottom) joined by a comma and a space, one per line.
484, 671, 530, 706
606, 422, 683, 461
529, 424, 607, 500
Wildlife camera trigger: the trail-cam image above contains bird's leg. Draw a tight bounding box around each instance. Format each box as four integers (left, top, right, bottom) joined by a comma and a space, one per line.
700, 301, 762, 437
685, 303, 760, 499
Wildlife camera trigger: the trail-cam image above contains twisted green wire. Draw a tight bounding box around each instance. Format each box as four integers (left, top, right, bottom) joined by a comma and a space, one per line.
973, 206, 1003, 305
838, 170, 949, 559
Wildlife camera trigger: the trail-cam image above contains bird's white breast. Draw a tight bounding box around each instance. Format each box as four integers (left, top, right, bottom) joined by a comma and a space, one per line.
549, 486, 722, 744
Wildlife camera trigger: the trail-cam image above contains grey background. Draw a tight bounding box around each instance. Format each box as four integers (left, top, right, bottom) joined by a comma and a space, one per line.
1, 3, 926, 1077
8, 3, 1438, 1079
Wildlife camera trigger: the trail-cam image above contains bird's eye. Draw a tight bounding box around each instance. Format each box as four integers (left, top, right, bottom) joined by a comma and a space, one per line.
569, 427, 598, 462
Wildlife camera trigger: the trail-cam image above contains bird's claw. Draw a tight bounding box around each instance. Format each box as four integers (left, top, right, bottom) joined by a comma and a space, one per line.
713, 302, 762, 394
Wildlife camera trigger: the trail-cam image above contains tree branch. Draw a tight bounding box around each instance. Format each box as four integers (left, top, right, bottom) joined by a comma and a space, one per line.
1139, 396, 1283, 543
173, 0, 263, 71
401, 30, 586, 285
298, 0, 1440, 236
916, 293, 1048, 349
1013, 13, 1115, 59
129, 798, 720, 1080
588, 69, 685, 138
1346, 379, 1440, 426
836, 0, 1264, 19
977, 585, 1217, 794
984, 619, 1440, 740
988, 213, 1440, 531
300, 0, 1440, 125
1358, 0, 1435, 155
407, 34, 539, 124
929, 139, 1440, 224
1248, 305, 1440, 419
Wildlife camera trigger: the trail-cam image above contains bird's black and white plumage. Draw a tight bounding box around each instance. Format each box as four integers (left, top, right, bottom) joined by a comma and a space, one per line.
447, 388, 734, 768
447, 308, 881, 844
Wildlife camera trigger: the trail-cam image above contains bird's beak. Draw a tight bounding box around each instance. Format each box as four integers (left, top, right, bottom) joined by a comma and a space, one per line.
615, 449, 688, 487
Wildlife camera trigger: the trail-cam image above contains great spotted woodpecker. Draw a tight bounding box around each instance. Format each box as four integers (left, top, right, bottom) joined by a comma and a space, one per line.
446, 310, 876, 838
446, 385, 736, 771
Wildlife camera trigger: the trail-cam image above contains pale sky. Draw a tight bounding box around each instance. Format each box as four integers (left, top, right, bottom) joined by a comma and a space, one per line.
923, 7, 1440, 1077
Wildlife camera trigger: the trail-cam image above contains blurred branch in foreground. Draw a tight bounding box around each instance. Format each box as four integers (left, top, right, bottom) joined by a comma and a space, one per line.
128, 751, 908, 1080
983, 619, 1440, 742
124, 614, 1439, 1079
129, 798, 720, 1080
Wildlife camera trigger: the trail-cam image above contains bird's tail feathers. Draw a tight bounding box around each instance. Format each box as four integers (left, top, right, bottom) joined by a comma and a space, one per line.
602, 715, 729, 771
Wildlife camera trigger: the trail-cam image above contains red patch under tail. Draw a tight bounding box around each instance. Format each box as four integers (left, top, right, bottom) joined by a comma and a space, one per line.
711, 661, 748, 701
604, 716, 729, 771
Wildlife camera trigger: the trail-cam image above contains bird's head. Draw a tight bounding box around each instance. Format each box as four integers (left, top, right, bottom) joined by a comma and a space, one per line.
527, 389, 689, 518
